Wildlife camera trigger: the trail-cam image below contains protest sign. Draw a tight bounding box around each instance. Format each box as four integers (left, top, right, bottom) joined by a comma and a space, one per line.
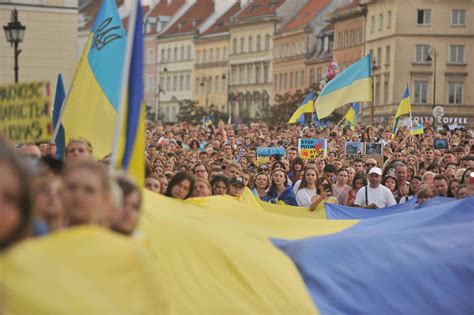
344, 142, 364, 166
0, 81, 52, 143
256, 147, 285, 165
298, 138, 327, 159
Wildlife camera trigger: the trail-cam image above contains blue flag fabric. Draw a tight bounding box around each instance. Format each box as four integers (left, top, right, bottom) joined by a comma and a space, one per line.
273, 197, 474, 315
121, 0, 143, 170
52, 74, 66, 160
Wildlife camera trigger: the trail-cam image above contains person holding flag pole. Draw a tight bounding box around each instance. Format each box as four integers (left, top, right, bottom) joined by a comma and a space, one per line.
391, 84, 412, 138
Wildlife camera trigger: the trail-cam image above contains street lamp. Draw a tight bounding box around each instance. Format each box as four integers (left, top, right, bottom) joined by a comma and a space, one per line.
425, 46, 437, 109
200, 79, 208, 111
155, 65, 167, 122
3, 8, 26, 83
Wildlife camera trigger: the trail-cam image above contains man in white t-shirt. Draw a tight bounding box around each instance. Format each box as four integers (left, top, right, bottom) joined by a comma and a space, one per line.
354, 167, 397, 208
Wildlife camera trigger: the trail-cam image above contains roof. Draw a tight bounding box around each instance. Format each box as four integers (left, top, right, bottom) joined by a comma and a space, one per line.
148, 0, 186, 18
162, 0, 215, 36
333, 0, 360, 13
202, 2, 241, 36
281, 0, 331, 32
232, 0, 285, 21
79, 0, 125, 31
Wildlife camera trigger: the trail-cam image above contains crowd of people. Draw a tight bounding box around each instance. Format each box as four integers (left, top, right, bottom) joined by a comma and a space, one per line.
1, 119, 473, 251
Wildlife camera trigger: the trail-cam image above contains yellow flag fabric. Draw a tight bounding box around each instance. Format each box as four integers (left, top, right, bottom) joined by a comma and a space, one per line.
1, 191, 357, 314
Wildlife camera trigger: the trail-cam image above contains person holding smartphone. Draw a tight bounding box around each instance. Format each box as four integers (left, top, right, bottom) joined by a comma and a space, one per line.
309, 183, 338, 212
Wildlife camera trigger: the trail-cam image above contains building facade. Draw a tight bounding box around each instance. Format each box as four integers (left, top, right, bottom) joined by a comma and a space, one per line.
194, 2, 241, 115
362, 0, 474, 128
1, 1, 78, 86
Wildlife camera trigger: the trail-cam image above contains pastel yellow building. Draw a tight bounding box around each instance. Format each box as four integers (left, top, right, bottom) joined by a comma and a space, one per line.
0, 1, 78, 87
361, 0, 474, 128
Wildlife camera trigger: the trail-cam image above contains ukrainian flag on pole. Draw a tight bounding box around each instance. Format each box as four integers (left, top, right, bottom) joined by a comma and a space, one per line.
288, 91, 315, 124
344, 103, 360, 130
391, 84, 411, 137
111, 0, 145, 186
61, 0, 126, 159
315, 55, 372, 119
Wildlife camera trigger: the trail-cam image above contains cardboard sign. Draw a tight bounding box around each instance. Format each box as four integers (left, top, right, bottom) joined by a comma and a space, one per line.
298, 138, 327, 159
0, 81, 52, 143
256, 147, 285, 165
343, 142, 384, 167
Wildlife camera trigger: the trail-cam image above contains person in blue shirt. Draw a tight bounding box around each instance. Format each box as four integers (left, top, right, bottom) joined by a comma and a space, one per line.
262, 169, 297, 206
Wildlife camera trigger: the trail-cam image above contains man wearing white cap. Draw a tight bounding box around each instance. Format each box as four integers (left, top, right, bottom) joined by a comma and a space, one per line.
354, 167, 397, 208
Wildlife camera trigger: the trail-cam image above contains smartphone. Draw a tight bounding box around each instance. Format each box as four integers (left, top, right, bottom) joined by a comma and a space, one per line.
433, 139, 448, 150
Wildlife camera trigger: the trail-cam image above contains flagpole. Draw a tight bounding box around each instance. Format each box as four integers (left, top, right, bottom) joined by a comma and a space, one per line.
110, 0, 138, 169
336, 116, 345, 128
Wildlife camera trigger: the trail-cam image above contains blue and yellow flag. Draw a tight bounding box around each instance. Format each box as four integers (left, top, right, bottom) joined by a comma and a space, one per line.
411, 122, 424, 135
315, 55, 372, 119
52, 74, 66, 160
61, 0, 126, 159
288, 92, 315, 124
392, 84, 411, 137
113, 0, 145, 186
343, 102, 360, 130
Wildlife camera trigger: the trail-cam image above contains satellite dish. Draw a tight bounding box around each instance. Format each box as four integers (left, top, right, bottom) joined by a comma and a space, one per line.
432, 106, 444, 119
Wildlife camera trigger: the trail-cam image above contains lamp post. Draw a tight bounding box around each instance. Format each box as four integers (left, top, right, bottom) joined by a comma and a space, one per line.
200, 79, 208, 111
155, 65, 167, 122
426, 46, 437, 109
3, 9, 26, 83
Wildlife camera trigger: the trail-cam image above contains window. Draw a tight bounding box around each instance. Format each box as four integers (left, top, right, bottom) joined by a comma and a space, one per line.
289, 72, 293, 89
222, 75, 227, 92
256, 35, 261, 51
317, 67, 322, 82
256, 63, 261, 83
284, 73, 287, 89
370, 15, 375, 33
248, 36, 253, 52
417, 9, 431, 25
239, 65, 244, 84
344, 31, 348, 47
378, 13, 383, 31
356, 29, 360, 44
294, 71, 299, 87
385, 45, 391, 65
147, 49, 153, 64
264, 63, 269, 83
196, 51, 201, 64
216, 48, 220, 61
195, 78, 199, 94
167, 48, 171, 61
279, 74, 283, 90
413, 81, 428, 103
215, 75, 219, 94
187, 46, 191, 60
375, 79, 380, 105
233, 38, 237, 54
265, 34, 271, 50
415, 45, 430, 63
448, 82, 463, 104
146, 76, 153, 93
451, 9, 466, 26
208, 77, 213, 94
203, 49, 208, 63
209, 48, 214, 62
300, 70, 304, 86
247, 64, 253, 83
223, 47, 227, 60
174, 47, 178, 60
338, 32, 342, 49
166, 77, 170, 91
449, 45, 465, 63
377, 47, 382, 66
387, 11, 392, 29
383, 78, 389, 104
240, 37, 245, 53
274, 75, 278, 90
172, 75, 177, 91
310, 69, 315, 85
186, 74, 190, 90
180, 46, 184, 60
160, 49, 165, 62
179, 75, 184, 91
350, 30, 355, 46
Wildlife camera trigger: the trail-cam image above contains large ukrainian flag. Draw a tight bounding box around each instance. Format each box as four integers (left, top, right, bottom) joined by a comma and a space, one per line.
61, 0, 126, 160
315, 55, 372, 119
